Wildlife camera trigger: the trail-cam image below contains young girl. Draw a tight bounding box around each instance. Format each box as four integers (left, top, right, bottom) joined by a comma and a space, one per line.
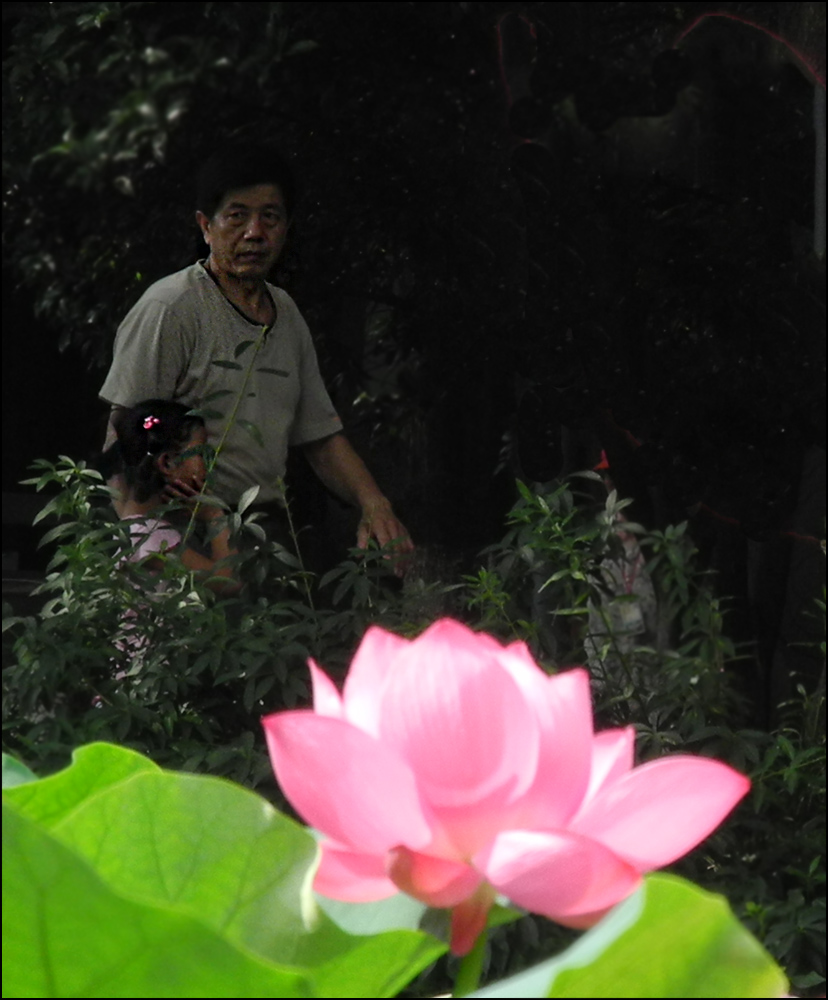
104, 399, 238, 591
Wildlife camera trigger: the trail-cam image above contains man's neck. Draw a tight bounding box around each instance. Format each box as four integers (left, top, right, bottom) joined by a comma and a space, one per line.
204, 257, 273, 323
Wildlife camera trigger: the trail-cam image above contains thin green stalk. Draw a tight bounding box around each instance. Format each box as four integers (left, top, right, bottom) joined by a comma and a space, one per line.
182, 325, 268, 546
454, 930, 487, 997
595, 597, 641, 701
207, 325, 268, 476
279, 476, 315, 612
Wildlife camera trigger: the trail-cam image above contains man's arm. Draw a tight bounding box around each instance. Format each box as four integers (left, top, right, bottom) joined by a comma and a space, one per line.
302, 433, 413, 559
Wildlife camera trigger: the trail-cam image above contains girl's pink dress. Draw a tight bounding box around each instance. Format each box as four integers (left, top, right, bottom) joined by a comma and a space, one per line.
113, 516, 183, 675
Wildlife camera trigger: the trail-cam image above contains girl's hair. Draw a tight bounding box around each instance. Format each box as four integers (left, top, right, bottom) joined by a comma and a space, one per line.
102, 400, 205, 503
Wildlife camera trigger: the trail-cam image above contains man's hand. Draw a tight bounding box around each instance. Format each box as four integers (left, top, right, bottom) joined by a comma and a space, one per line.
164, 478, 220, 522
357, 497, 414, 577
303, 433, 414, 576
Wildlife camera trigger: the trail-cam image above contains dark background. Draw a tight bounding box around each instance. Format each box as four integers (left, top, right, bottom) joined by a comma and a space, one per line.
3, 2, 825, 717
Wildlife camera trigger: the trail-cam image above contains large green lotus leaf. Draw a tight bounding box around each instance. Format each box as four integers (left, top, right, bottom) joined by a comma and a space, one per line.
317, 890, 429, 935
46, 753, 444, 996
4, 742, 157, 828
470, 874, 787, 999
318, 891, 521, 939
291, 927, 444, 998
2, 802, 311, 999
2, 753, 38, 789
52, 769, 318, 961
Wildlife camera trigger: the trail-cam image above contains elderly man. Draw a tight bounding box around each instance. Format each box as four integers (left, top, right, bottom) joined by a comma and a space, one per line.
100, 143, 411, 560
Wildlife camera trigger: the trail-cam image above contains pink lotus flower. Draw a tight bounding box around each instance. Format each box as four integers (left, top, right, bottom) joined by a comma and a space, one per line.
263, 620, 749, 955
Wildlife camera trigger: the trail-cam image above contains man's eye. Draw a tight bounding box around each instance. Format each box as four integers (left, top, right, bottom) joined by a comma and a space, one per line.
264, 212, 284, 224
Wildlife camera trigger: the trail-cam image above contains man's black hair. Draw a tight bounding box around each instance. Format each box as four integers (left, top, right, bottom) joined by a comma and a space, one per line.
195, 143, 297, 220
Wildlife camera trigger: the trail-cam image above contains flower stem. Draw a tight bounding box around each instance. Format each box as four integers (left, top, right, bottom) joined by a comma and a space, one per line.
453, 929, 487, 997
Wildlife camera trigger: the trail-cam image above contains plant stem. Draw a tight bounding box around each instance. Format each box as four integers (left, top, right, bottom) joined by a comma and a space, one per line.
454, 930, 487, 997
279, 476, 315, 612
182, 325, 268, 546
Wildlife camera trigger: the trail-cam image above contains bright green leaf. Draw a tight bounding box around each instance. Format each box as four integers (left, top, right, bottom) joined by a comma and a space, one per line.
2, 803, 312, 999
2, 755, 38, 790
4, 743, 157, 830
317, 892, 428, 936
291, 922, 443, 998
50, 770, 320, 966
13, 745, 444, 997
470, 874, 787, 999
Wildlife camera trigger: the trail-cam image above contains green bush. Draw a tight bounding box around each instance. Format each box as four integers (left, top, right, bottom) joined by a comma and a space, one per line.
3, 466, 824, 992
464, 475, 825, 993
2, 456, 448, 789
3, 458, 325, 789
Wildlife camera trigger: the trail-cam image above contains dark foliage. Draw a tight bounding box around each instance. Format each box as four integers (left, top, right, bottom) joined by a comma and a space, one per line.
4, 1, 823, 541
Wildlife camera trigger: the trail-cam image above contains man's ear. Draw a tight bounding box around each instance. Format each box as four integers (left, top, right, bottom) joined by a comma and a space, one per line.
195, 210, 211, 243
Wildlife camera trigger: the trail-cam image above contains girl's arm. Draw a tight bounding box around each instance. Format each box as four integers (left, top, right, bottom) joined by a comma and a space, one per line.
167, 482, 240, 594
140, 534, 239, 594
179, 531, 240, 594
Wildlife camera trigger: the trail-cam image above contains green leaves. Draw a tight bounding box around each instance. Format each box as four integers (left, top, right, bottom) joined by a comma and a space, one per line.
3, 743, 156, 828
0, 750, 789, 999
237, 484, 261, 514
1, 755, 38, 790
3, 805, 311, 998
470, 875, 787, 999
2, 743, 445, 998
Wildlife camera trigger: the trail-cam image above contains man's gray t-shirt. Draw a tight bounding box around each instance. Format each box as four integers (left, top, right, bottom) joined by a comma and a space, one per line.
100, 262, 342, 505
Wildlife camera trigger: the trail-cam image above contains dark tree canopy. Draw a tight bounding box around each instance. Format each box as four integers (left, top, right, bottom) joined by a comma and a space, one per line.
3, 1, 825, 553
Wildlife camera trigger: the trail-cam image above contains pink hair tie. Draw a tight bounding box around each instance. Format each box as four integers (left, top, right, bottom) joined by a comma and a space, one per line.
143, 416, 161, 430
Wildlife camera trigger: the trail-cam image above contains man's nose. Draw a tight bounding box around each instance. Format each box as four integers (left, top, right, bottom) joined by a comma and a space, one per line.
244, 214, 266, 239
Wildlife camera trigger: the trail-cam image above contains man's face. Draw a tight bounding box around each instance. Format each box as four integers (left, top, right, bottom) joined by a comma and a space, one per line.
196, 183, 289, 282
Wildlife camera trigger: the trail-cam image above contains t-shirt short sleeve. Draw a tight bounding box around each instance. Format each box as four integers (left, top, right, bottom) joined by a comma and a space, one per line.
286, 308, 343, 447
100, 296, 191, 407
